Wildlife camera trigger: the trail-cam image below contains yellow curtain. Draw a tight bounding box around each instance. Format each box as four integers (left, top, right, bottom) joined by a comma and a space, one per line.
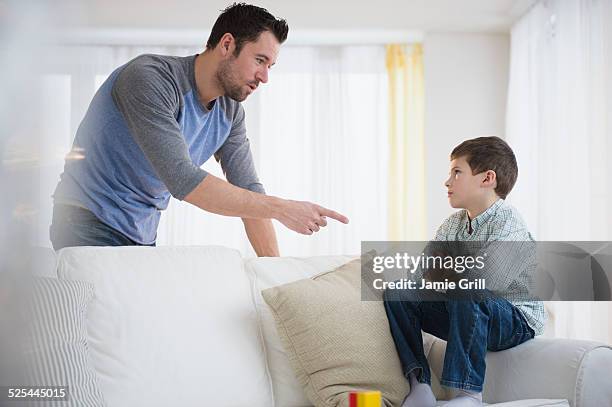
386, 44, 426, 240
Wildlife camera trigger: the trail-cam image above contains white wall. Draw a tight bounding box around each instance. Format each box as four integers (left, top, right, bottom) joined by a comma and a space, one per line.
423, 33, 510, 237
57, 0, 535, 33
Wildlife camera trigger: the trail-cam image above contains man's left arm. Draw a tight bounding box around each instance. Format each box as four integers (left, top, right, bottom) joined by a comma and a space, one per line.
242, 218, 280, 257
215, 104, 279, 256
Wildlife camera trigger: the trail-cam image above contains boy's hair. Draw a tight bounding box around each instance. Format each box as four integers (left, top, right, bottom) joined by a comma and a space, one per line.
206, 3, 289, 56
451, 136, 518, 199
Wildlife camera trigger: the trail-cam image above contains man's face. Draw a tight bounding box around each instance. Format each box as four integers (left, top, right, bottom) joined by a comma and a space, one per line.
444, 156, 486, 209
216, 30, 280, 102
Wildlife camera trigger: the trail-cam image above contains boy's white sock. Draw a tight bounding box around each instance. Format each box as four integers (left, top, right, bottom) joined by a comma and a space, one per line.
442, 388, 483, 407
401, 372, 436, 407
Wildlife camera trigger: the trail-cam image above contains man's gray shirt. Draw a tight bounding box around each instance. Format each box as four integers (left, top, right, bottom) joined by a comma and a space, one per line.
53, 54, 264, 244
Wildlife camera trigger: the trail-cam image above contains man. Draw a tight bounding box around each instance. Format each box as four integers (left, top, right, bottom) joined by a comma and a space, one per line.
50, 3, 348, 255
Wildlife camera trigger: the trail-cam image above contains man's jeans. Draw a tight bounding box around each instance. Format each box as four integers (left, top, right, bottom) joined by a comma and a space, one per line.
383, 288, 534, 392
49, 204, 154, 251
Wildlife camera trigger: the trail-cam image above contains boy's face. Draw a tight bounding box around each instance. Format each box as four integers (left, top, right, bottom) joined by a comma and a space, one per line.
445, 156, 488, 209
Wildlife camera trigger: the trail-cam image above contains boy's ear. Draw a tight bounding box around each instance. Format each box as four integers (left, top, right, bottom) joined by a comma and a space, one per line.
482, 170, 497, 187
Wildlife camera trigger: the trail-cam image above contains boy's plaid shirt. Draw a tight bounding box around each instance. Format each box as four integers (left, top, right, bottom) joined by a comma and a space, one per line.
432, 199, 546, 335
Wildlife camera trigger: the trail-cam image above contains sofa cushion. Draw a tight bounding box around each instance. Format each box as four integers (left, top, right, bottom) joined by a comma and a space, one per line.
261, 258, 411, 407
57, 246, 272, 407
246, 255, 353, 406
428, 335, 610, 407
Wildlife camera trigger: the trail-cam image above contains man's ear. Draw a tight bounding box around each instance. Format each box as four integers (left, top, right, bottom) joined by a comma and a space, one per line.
218, 33, 235, 57
482, 170, 497, 188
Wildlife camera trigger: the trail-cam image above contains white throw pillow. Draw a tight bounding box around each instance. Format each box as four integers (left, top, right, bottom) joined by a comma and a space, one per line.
245, 255, 354, 407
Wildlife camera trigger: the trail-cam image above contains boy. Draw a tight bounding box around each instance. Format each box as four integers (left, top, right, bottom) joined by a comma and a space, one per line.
384, 136, 545, 407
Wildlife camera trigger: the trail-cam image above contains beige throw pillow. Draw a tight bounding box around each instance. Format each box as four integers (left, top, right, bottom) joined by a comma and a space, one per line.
261, 259, 410, 407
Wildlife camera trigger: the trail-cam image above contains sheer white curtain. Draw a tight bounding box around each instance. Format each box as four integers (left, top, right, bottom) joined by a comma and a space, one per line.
39, 43, 389, 257
506, 0, 612, 343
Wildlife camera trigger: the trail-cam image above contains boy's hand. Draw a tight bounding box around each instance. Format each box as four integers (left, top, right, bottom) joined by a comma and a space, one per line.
423, 250, 462, 282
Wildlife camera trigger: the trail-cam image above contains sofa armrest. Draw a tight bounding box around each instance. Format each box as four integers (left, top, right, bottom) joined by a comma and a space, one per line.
426, 337, 612, 406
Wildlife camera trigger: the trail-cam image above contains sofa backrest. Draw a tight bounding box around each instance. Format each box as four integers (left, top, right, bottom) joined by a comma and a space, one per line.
57, 246, 273, 407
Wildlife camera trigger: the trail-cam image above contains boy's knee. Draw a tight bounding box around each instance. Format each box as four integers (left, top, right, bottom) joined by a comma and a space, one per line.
383, 287, 418, 303
384, 289, 422, 317
383, 288, 406, 311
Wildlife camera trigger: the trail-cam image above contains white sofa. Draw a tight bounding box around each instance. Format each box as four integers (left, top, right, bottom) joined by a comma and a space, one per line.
44, 246, 611, 407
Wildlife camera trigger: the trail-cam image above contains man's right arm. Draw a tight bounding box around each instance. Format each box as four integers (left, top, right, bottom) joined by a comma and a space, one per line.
184, 174, 349, 235
112, 57, 349, 235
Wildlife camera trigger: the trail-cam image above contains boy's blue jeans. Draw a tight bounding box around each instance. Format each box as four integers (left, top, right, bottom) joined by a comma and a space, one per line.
383, 288, 534, 392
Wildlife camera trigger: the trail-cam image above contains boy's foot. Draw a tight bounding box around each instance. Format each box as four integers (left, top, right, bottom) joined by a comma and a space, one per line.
402, 372, 436, 407
442, 389, 483, 407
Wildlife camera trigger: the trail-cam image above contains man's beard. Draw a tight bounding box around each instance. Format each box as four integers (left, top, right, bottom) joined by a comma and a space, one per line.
216, 58, 249, 102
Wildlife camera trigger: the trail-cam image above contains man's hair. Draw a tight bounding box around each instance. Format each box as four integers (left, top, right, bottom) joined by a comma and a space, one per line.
206, 3, 289, 55
451, 136, 518, 199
